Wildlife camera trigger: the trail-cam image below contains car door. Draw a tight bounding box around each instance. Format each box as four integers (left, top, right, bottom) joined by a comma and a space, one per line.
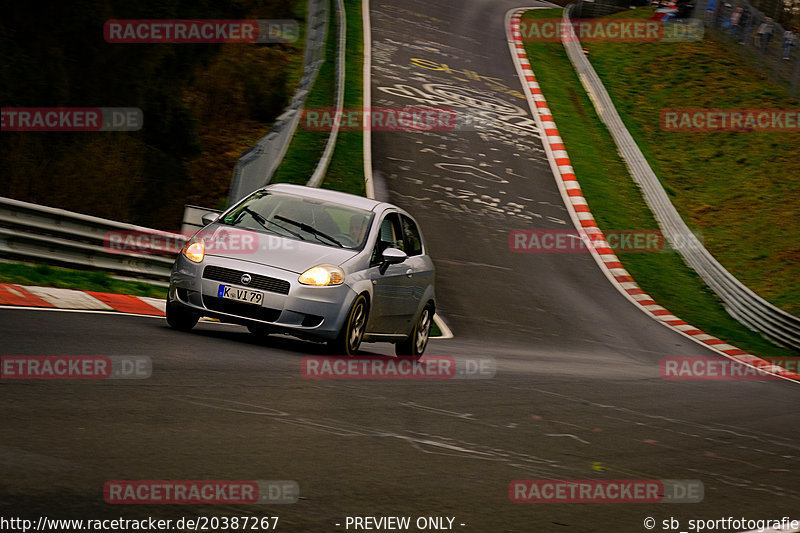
367, 212, 419, 334
398, 214, 430, 320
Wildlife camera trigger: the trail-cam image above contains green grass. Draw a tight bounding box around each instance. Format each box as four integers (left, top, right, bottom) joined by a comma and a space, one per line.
0, 261, 166, 299
271, 0, 338, 185
582, 8, 800, 317
272, 0, 365, 195
521, 8, 797, 357
321, 0, 365, 196
272, 0, 339, 185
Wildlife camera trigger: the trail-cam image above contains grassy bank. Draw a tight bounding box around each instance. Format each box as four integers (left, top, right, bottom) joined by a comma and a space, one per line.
583, 8, 800, 317
0, 262, 165, 299
321, 0, 365, 196
272, 0, 338, 186
521, 8, 796, 357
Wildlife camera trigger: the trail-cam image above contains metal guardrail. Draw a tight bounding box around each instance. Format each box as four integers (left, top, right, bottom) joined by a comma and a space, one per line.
228, 0, 330, 204
562, 4, 800, 350
0, 196, 178, 282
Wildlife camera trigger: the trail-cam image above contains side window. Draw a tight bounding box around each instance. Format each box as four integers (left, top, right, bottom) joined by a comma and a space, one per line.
400, 215, 423, 257
371, 213, 403, 265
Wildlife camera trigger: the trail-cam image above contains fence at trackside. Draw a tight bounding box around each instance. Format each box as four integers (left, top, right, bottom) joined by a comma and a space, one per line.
0, 196, 178, 284
560, 3, 800, 350
569, 0, 628, 18
694, 0, 800, 98
228, 0, 330, 204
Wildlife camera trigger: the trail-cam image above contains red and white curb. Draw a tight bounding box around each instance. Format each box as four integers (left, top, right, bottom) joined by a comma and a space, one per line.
0, 283, 165, 317
506, 8, 799, 383
0, 282, 454, 339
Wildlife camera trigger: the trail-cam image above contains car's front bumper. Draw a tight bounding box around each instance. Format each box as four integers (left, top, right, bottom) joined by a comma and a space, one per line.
169, 254, 357, 341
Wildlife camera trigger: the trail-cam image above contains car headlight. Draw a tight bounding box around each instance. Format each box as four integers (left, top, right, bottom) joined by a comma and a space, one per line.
182, 239, 205, 263
298, 264, 344, 286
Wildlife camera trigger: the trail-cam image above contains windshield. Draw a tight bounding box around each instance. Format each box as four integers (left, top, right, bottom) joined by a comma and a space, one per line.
220, 191, 374, 250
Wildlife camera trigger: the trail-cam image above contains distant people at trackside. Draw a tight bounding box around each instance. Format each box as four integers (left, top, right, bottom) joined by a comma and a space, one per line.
756, 17, 775, 52
728, 7, 743, 38
783, 28, 798, 60
736, 7, 752, 44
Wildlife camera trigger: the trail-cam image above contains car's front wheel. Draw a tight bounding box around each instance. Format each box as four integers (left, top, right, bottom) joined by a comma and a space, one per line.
396, 304, 433, 359
328, 294, 368, 356
165, 298, 199, 331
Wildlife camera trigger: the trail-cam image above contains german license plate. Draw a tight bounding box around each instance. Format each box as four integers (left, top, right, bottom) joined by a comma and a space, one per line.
218, 284, 264, 305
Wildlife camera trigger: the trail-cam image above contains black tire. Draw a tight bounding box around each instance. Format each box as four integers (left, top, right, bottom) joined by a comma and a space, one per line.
395, 304, 433, 359
328, 294, 369, 356
165, 300, 199, 331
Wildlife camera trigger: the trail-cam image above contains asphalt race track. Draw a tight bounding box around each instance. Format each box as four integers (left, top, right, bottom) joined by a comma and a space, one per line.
1, 1, 798, 532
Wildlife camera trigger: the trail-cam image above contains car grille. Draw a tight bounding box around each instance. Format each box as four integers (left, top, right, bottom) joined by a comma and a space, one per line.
203, 265, 290, 295
202, 295, 282, 322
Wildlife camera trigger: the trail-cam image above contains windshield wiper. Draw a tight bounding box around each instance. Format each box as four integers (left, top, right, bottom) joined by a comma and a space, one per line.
243, 207, 304, 240
274, 215, 343, 248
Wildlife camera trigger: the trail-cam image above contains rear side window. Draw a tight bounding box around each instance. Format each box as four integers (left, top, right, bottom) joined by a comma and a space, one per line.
400, 215, 423, 256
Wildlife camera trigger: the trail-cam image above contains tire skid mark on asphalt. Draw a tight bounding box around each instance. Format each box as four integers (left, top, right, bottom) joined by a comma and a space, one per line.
600, 412, 800, 460
170, 395, 289, 417
400, 401, 475, 420
702, 451, 770, 470
172, 393, 585, 477
544, 433, 591, 445
534, 388, 800, 452
685, 468, 796, 498
525, 387, 800, 499
434, 258, 513, 271
278, 418, 385, 437
371, 11, 565, 228
532, 414, 603, 433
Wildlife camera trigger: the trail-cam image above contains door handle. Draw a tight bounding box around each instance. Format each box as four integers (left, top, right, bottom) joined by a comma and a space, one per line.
405, 269, 413, 278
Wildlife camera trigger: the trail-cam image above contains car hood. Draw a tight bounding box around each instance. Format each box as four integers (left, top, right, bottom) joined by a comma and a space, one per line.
199, 225, 358, 274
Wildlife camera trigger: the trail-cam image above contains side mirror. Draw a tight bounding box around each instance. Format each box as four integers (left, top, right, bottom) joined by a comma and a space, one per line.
379, 247, 407, 274
201, 213, 220, 226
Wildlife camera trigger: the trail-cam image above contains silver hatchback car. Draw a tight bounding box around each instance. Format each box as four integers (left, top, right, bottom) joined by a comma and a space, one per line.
167, 184, 436, 357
